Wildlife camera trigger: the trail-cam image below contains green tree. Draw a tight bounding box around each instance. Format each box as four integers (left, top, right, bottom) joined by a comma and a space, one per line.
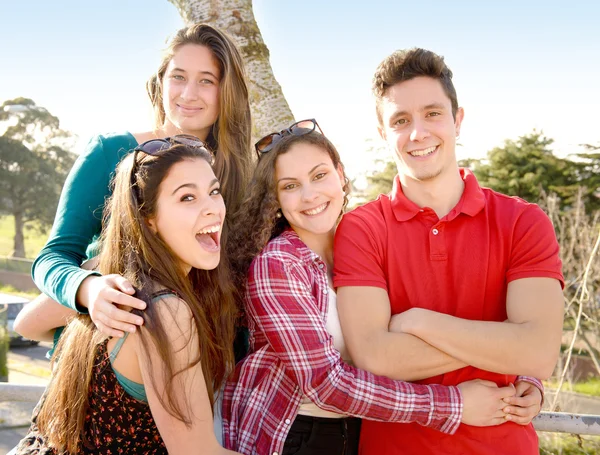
461, 131, 599, 211
361, 160, 396, 202
0, 98, 76, 257
349, 138, 396, 204
572, 142, 600, 211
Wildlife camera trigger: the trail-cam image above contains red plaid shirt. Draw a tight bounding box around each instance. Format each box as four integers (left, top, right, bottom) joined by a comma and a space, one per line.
222, 230, 465, 455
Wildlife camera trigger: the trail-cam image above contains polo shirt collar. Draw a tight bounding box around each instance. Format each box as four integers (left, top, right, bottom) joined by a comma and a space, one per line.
390, 168, 486, 222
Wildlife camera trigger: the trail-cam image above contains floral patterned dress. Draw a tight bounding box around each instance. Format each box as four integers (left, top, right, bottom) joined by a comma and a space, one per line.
16, 339, 167, 454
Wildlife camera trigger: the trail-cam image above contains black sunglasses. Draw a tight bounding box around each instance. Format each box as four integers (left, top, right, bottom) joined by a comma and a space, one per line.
130, 134, 214, 186
134, 134, 213, 161
255, 119, 323, 156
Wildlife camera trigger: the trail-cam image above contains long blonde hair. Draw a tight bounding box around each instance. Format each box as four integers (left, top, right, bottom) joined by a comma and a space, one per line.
36, 144, 237, 453
147, 23, 253, 218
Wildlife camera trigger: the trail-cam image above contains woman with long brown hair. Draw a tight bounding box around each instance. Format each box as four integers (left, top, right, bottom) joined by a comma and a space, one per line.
16, 140, 240, 454
222, 121, 544, 455
18, 22, 252, 339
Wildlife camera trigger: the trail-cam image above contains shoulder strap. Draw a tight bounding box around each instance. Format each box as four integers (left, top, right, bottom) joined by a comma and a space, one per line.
150, 289, 178, 301
109, 332, 130, 362
109, 289, 177, 362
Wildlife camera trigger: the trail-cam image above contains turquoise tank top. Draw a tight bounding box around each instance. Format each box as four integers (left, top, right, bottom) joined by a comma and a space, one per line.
108, 291, 177, 402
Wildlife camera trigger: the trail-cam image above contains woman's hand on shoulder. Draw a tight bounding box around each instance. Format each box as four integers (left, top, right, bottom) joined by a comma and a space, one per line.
76, 274, 146, 337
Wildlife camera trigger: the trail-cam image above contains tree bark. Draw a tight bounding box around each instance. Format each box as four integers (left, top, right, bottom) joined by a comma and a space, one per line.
168, 0, 295, 140
12, 212, 26, 258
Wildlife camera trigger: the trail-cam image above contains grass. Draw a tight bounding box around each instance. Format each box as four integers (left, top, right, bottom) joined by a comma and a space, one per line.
570, 377, 600, 397
545, 377, 600, 397
539, 376, 600, 453
539, 433, 600, 454
6, 358, 51, 379
0, 215, 48, 259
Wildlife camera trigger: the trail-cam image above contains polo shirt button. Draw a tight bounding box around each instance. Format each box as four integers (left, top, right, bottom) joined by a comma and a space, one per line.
273, 452, 279, 455
432, 228, 439, 235
285, 418, 291, 424
318, 263, 324, 269
323, 289, 328, 294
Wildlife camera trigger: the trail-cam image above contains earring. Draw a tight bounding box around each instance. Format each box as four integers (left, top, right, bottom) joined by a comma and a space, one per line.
276, 210, 282, 219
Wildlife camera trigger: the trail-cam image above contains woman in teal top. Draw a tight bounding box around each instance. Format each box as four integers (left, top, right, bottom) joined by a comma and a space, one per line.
32, 133, 138, 314
22, 23, 252, 337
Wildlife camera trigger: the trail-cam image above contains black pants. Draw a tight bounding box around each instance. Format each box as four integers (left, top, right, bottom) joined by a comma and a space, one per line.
282, 414, 361, 455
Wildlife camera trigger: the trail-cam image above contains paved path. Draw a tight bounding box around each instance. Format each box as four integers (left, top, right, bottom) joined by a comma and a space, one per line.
545, 388, 600, 415
0, 344, 50, 455
0, 404, 35, 455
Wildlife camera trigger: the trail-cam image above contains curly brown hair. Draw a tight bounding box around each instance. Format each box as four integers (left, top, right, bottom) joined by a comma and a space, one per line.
229, 131, 351, 289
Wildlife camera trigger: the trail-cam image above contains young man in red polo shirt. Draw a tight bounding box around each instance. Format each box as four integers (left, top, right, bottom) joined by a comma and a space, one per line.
333, 48, 564, 454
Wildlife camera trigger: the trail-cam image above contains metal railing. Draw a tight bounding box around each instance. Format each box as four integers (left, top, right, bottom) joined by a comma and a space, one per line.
1, 382, 599, 435
534, 412, 600, 435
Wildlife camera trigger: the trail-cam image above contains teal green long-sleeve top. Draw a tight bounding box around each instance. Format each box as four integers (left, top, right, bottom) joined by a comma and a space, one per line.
32, 132, 139, 311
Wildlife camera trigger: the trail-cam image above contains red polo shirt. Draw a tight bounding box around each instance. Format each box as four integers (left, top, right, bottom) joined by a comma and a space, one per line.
333, 169, 563, 455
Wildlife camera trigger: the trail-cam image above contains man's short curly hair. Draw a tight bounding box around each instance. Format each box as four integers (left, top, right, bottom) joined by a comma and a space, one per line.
372, 48, 458, 125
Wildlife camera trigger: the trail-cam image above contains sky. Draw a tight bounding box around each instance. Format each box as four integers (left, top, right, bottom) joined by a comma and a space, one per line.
1, 0, 599, 181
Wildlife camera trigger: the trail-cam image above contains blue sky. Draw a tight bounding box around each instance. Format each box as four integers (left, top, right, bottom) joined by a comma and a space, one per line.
1, 0, 599, 180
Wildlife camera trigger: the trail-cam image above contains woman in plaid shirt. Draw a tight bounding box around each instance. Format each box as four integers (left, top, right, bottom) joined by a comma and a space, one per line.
222, 120, 543, 455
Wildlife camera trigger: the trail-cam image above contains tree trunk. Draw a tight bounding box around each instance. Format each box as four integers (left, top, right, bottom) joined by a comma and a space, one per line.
168, 0, 295, 140
12, 212, 26, 258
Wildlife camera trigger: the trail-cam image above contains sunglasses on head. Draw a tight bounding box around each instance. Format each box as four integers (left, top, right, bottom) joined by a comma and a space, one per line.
130, 134, 214, 187
134, 134, 213, 161
254, 119, 323, 156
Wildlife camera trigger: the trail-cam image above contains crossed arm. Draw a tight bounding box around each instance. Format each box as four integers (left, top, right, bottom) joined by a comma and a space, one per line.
336, 279, 561, 423
337, 286, 465, 381
337, 277, 563, 381
389, 277, 563, 378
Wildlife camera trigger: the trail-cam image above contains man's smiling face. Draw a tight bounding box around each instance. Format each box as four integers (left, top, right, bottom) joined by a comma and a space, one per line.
378, 76, 464, 183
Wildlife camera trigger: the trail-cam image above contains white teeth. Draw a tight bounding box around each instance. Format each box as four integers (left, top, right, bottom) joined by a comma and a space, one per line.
197, 224, 220, 235
304, 202, 328, 216
408, 146, 437, 157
